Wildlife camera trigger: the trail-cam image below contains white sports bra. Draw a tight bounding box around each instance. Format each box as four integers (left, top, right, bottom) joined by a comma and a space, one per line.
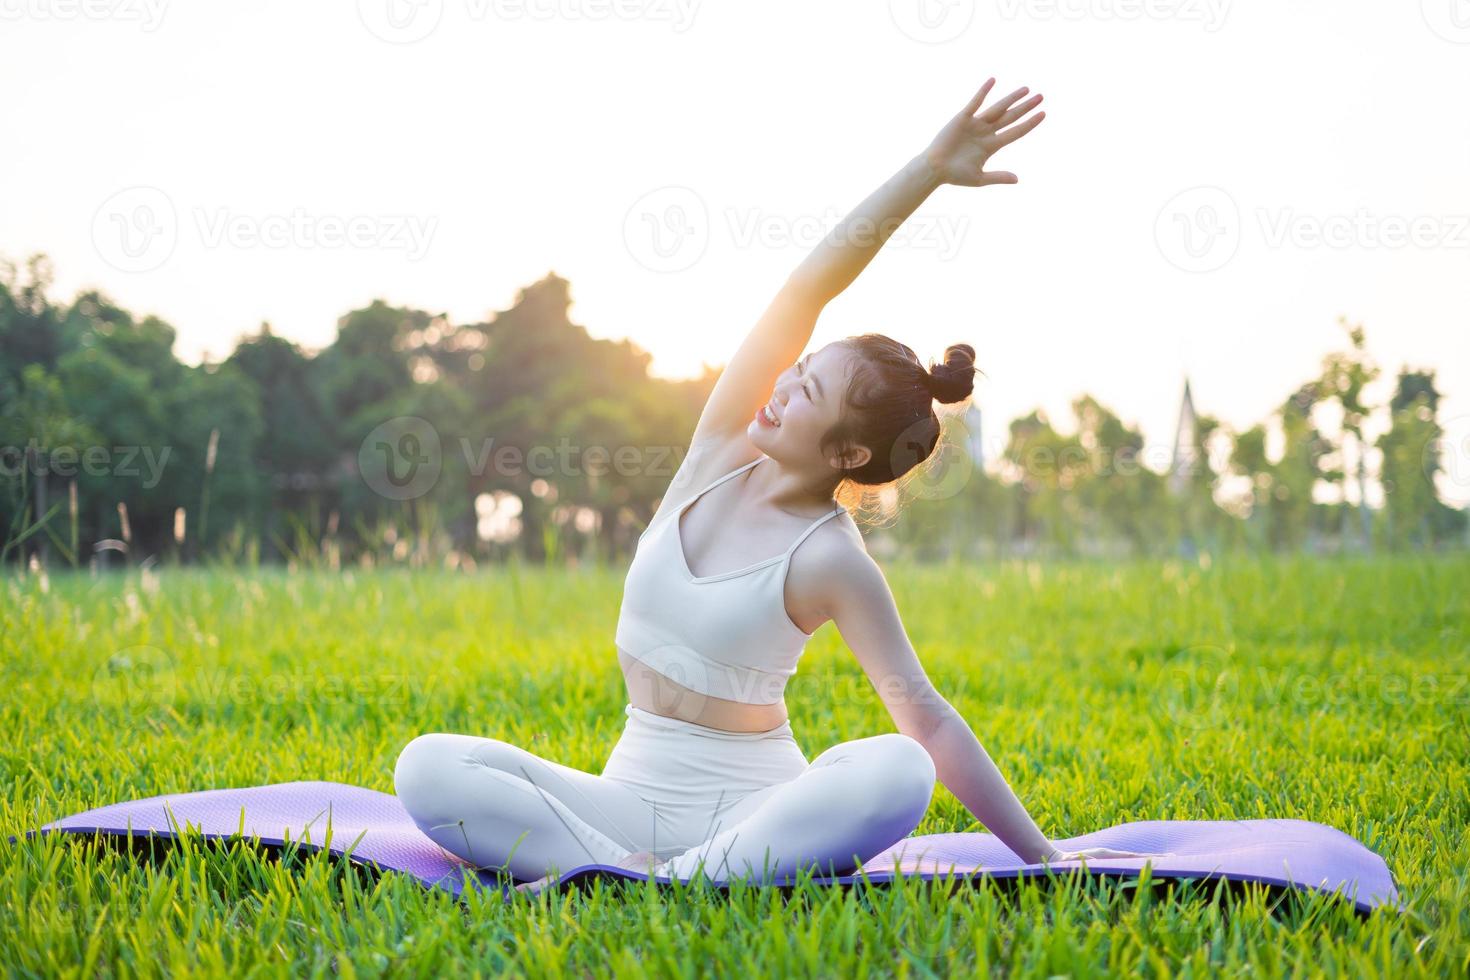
614, 454, 845, 705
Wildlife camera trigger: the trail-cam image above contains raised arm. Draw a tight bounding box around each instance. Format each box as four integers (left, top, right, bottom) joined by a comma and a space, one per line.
690, 77, 1047, 445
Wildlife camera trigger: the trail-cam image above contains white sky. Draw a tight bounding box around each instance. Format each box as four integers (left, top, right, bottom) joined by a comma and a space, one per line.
3, 0, 1467, 501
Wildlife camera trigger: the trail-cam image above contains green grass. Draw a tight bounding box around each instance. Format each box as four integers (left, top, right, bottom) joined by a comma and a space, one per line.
2, 555, 1467, 977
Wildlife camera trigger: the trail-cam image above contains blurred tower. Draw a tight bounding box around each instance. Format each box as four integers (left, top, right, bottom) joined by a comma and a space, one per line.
1169, 378, 1199, 496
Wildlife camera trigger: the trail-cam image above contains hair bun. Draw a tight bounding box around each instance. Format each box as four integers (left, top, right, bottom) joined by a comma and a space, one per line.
923, 344, 977, 404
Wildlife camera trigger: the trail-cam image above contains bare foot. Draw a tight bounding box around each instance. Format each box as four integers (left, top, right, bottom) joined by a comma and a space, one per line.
514, 871, 560, 897
513, 852, 667, 897
615, 850, 667, 877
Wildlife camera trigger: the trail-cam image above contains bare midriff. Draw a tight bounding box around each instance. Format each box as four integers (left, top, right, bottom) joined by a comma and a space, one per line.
617, 647, 789, 733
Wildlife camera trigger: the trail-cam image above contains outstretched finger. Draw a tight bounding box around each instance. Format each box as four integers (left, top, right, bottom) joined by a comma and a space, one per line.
976, 170, 1019, 187
994, 93, 1043, 130
961, 77, 997, 116
978, 85, 1030, 121
993, 110, 1046, 147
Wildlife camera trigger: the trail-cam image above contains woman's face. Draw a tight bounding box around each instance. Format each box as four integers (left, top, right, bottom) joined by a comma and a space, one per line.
747, 343, 865, 472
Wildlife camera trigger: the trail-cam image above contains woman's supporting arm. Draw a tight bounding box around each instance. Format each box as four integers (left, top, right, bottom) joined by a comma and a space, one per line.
909, 694, 1162, 865
902, 696, 1057, 864
816, 544, 1060, 863
816, 542, 1162, 866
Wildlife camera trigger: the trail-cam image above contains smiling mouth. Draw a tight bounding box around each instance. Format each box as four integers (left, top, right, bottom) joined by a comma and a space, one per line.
759, 403, 781, 427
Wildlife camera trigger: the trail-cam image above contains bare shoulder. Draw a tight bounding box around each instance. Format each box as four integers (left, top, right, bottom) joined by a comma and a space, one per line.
644, 432, 761, 530
786, 508, 880, 624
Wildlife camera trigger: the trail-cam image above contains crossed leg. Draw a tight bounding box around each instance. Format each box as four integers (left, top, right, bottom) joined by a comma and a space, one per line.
394, 730, 937, 885
659, 732, 937, 882
393, 732, 654, 881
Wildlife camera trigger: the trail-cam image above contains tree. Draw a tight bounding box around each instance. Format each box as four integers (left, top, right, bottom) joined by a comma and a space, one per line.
1318, 318, 1380, 548
1070, 395, 1162, 555
225, 325, 335, 549
0, 255, 64, 392
1273, 383, 1332, 551
1001, 410, 1087, 555
2, 250, 1463, 566
1228, 423, 1272, 551
0, 364, 98, 565
1377, 368, 1467, 549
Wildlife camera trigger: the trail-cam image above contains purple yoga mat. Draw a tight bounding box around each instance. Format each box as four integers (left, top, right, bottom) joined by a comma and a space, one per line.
15, 780, 1398, 912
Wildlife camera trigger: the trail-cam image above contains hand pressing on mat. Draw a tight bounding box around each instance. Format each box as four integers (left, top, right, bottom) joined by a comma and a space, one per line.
513, 850, 667, 897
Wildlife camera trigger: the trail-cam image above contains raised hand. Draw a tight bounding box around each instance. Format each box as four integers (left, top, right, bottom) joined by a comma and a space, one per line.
924, 78, 1046, 187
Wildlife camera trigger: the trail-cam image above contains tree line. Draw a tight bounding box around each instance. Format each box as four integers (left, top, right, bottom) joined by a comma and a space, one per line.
1, 253, 1463, 569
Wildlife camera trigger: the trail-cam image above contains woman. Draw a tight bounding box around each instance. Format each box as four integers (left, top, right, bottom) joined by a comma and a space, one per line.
394, 77, 1147, 895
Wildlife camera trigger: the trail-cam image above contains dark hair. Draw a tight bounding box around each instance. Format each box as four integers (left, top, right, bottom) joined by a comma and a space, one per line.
820, 334, 977, 486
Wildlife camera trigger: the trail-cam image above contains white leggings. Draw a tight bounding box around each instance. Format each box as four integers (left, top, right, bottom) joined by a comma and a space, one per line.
393, 705, 937, 882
